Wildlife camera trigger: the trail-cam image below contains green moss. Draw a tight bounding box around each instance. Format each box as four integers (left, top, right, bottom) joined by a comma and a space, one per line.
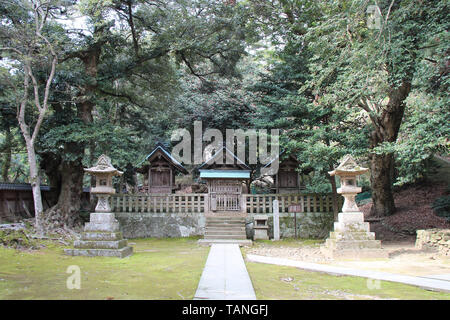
244, 260, 450, 300
0, 230, 39, 249
0, 237, 209, 300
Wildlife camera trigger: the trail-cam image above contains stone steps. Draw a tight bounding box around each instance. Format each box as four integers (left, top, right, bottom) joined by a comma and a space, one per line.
74, 239, 128, 250
206, 229, 246, 235
81, 231, 123, 241
203, 216, 248, 242
198, 239, 253, 246
204, 234, 248, 240
329, 231, 376, 241
206, 225, 246, 230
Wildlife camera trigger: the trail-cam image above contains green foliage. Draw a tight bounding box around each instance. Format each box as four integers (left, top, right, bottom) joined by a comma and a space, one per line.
1, 0, 448, 213
250, 0, 449, 193
374, 94, 450, 185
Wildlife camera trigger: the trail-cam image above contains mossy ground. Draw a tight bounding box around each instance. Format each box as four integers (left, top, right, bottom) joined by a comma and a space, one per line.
0, 237, 209, 300
2, 236, 449, 300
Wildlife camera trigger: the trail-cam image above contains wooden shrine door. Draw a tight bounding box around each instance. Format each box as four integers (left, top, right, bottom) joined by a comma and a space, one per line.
209, 179, 242, 212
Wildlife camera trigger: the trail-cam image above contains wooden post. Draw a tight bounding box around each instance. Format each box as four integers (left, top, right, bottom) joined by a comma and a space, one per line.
241, 194, 247, 214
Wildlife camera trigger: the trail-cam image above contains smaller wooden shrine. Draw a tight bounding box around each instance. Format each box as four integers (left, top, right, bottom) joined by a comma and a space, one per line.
198, 146, 250, 212
137, 142, 188, 194
263, 153, 308, 193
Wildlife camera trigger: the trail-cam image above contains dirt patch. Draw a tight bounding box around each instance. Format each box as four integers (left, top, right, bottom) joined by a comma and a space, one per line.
246, 240, 450, 277
360, 181, 449, 241
247, 244, 332, 263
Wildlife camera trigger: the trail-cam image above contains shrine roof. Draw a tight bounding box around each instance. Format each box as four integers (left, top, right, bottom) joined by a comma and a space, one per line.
199, 169, 250, 179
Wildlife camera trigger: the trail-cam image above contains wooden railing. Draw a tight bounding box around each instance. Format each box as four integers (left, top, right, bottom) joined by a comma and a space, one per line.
111, 193, 207, 213
110, 193, 342, 214
244, 193, 343, 214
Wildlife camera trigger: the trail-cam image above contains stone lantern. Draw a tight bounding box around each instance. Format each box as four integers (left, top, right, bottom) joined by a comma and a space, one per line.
321, 155, 387, 259
85, 154, 122, 213
330, 155, 368, 214
65, 155, 133, 258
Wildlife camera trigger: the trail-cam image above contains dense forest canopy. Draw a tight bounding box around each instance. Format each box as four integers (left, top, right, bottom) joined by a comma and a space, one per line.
0, 0, 448, 232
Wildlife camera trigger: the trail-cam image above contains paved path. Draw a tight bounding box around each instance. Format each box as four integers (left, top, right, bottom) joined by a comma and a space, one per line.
247, 254, 450, 293
194, 244, 256, 300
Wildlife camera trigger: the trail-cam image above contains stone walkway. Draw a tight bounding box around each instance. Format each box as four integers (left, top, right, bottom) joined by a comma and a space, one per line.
246, 254, 450, 293
194, 244, 256, 300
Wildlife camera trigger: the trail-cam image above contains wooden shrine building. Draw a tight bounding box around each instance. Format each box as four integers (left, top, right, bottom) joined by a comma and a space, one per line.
137, 142, 188, 194
263, 153, 308, 193
198, 146, 250, 213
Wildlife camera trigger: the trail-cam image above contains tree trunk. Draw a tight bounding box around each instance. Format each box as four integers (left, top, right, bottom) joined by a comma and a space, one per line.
370, 152, 396, 216
368, 80, 411, 217
43, 155, 84, 229
1, 128, 12, 182
328, 173, 339, 221
26, 143, 44, 234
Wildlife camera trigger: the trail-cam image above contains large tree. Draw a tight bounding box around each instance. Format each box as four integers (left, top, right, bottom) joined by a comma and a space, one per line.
31, 0, 256, 229
284, 0, 448, 216
0, 0, 62, 233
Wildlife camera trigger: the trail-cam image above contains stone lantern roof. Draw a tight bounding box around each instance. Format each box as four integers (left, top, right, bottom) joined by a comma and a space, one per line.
84, 154, 123, 176
328, 154, 368, 177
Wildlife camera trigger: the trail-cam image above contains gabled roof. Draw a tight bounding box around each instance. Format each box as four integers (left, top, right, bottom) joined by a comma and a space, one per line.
0, 183, 51, 191
0, 182, 90, 193
328, 154, 368, 176
139, 142, 188, 174
261, 150, 298, 176
85, 154, 123, 176
198, 146, 250, 170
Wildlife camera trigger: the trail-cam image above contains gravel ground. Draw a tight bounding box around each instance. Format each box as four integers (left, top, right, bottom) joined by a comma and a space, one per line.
244, 241, 450, 277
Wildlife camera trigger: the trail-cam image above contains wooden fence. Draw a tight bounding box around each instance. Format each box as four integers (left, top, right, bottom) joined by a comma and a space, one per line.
111, 193, 341, 214
111, 193, 207, 213
244, 194, 343, 214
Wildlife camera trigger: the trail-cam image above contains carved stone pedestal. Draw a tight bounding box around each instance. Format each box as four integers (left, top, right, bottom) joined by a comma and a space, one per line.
65, 212, 133, 258
320, 212, 387, 259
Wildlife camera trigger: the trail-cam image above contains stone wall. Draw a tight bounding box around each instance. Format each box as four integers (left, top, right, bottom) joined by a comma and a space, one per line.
416, 229, 450, 256
116, 211, 334, 239
115, 212, 206, 239
246, 212, 334, 239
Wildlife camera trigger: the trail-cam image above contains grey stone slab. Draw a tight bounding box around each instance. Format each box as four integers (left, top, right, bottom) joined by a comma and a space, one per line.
197, 239, 252, 246
84, 221, 120, 232
81, 231, 123, 241
74, 239, 127, 249
246, 254, 450, 293
64, 246, 133, 258
194, 244, 256, 300
422, 273, 450, 281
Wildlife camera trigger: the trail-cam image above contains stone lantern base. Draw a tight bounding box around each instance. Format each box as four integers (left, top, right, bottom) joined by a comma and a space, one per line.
253, 215, 269, 240
64, 212, 133, 258
320, 212, 388, 259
